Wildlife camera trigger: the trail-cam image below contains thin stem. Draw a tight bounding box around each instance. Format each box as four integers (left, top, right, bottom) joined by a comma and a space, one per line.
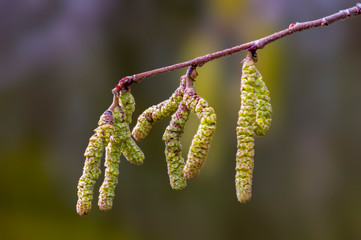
115, 3, 361, 90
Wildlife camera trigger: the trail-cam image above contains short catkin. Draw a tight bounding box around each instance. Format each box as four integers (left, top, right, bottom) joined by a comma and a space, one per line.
77, 110, 114, 216
183, 87, 216, 179
98, 106, 127, 211
119, 90, 145, 166
162, 100, 189, 190
119, 90, 136, 124
236, 58, 259, 203
132, 77, 186, 141
252, 63, 272, 136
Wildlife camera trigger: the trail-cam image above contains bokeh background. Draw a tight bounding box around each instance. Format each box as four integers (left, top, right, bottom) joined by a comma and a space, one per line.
1, 0, 361, 239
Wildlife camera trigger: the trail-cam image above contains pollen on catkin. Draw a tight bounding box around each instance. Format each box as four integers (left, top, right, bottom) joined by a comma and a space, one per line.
162, 101, 189, 190
77, 110, 114, 216
132, 77, 186, 141
236, 58, 258, 203
183, 87, 216, 179
98, 106, 126, 211
119, 90, 145, 166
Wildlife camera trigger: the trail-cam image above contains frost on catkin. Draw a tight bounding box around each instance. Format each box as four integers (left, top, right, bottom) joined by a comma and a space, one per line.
236, 58, 258, 203
98, 106, 126, 211
119, 90, 145, 166
183, 87, 216, 179
132, 78, 186, 141
162, 101, 189, 190
77, 110, 114, 216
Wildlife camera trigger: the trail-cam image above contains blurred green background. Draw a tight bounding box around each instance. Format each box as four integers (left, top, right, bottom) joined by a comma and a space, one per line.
1, 0, 361, 239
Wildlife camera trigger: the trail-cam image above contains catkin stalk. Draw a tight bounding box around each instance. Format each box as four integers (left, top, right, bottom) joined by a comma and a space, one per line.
132, 77, 186, 141
77, 110, 114, 215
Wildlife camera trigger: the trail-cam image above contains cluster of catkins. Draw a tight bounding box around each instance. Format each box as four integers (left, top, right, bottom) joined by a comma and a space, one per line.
77, 68, 217, 215
76, 90, 144, 216
133, 69, 217, 190
236, 53, 272, 203
77, 53, 272, 215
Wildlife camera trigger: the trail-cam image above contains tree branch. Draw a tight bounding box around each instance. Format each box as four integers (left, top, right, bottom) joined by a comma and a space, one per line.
116, 3, 361, 90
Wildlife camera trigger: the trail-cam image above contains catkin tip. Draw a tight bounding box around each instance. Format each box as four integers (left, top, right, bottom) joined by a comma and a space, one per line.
76, 202, 91, 216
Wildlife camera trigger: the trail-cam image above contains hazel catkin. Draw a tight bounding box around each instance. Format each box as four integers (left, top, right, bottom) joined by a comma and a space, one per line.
182, 87, 216, 179
252, 62, 272, 136
132, 77, 186, 141
119, 89, 136, 124
162, 101, 189, 190
98, 106, 126, 211
77, 110, 114, 216
235, 58, 258, 203
119, 90, 145, 166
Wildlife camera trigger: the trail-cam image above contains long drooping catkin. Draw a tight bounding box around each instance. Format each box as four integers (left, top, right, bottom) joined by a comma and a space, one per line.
183, 87, 216, 179
162, 101, 189, 190
236, 58, 258, 203
98, 106, 126, 211
236, 55, 272, 203
119, 90, 145, 166
77, 110, 114, 216
132, 78, 186, 141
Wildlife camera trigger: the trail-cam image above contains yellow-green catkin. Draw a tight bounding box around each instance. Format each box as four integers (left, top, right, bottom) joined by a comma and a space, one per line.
119, 90, 145, 166
252, 62, 272, 136
119, 90, 135, 124
98, 106, 127, 211
132, 77, 186, 141
77, 110, 114, 216
162, 101, 189, 190
236, 58, 258, 203
183, 87, 216, 179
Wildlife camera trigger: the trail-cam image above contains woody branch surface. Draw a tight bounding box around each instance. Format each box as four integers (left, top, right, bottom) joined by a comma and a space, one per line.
116, 3, 361, 89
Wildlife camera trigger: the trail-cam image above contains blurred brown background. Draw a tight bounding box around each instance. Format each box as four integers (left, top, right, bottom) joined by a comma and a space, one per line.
1, 0, 361, 239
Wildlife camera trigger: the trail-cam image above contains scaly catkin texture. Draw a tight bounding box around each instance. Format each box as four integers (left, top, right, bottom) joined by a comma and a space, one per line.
98, 106, 127, 211
132, 78, 186, 141
77, 110, 114, 216
119, 90, 145, 166
252, 62, 272, 136
162, 101, 189, 190
236, 58, 258, 203
183, 87, 216, 179
119, 90, 136, 124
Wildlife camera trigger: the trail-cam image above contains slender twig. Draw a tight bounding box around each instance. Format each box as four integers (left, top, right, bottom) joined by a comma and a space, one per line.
115, 3, 361, 90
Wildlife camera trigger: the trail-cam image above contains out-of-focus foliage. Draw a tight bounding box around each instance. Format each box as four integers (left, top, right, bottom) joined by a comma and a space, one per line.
1, 0, 361, 239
